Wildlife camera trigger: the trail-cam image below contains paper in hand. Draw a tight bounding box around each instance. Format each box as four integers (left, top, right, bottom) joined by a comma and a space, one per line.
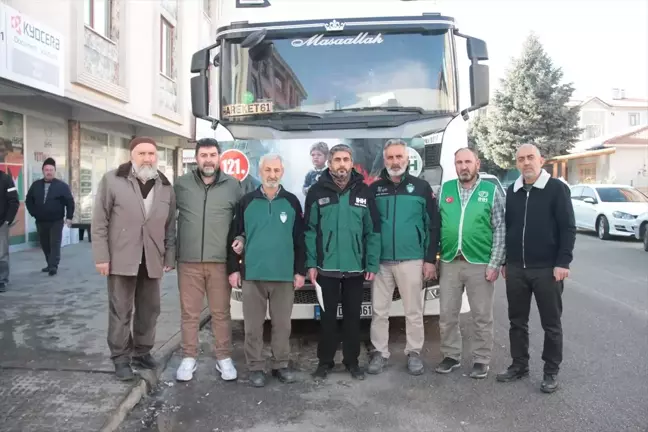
314, 281, 325, 312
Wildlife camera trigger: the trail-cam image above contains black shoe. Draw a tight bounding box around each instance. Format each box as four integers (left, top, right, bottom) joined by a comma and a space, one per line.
132, 353, 157, 370
272, 367, 296, 383
114, 362, 135, 381
345, 364, 365, 380
469, 362, 490, 379
541, 373, 559, 393
0, 283, 5, 293
496, 365, 529, 382
249, 370, 267, 388
312, 362, 334, 379
48, 269, 57, 276
435, 357, 460, 374
41, 267, 49, 272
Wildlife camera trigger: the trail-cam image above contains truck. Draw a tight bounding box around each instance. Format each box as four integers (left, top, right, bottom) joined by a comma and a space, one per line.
189, 0, 490, 320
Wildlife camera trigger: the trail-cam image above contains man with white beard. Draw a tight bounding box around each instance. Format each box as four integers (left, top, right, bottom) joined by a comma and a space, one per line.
92, 137, 177, 381
367, 139, 439, 376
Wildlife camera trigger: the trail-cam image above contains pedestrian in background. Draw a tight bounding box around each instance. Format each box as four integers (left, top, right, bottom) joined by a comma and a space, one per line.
305, 144, 381, 381
174, 138, 244, 383
497, 143, 576, 393
26, 157, 75, 276
92, 137, 176, 381
0, 168, 19, 293
435, 148, 505, 379
227, 154, 306, 387
367, 139, 439, 376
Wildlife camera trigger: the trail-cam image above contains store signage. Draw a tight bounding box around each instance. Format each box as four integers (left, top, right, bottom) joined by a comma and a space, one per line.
0, 4, 65, 96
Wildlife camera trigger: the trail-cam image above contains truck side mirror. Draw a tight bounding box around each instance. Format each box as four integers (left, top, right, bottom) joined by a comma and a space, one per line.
455, 32, 490, 120
190, 47, 218, 127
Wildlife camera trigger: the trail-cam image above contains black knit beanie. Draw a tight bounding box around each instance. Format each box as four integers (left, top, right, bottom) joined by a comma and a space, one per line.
42, 158, 56, 170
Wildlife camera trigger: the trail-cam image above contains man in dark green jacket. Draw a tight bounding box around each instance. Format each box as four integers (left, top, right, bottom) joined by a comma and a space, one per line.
227, 154, 306, 388
305, 144, 381, 381
367, 139, 439, 376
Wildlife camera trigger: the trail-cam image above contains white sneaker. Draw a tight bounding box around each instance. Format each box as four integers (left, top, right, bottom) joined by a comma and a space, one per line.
215, 358, 238, 381
176, 357, 197, 382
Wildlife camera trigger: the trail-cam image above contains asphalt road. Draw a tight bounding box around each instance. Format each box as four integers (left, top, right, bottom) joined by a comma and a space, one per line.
119, 233, 648, 432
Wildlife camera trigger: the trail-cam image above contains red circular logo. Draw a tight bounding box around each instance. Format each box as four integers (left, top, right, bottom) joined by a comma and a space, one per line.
220, 149, 250, 182
445, 196, 454, 203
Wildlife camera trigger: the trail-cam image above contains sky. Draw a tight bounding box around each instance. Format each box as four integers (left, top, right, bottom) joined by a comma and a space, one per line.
440, 0, 648, 100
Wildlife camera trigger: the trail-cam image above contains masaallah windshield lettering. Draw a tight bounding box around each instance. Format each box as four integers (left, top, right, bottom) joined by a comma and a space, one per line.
291, 32, 384, 48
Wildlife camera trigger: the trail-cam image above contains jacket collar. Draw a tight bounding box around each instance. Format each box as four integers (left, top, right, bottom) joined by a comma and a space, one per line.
378, 168, 415, 184
319, 168, 364, 193
513, 169, 551, 193
116, 162, 170, 185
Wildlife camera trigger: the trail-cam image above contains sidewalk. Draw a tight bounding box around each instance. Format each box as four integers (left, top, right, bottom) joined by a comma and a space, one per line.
0, 242, 205, 432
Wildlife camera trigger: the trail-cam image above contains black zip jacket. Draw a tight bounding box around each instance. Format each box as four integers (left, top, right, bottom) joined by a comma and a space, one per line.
26, 178, 75, 222
504, 172, 576, 269
0, 170, 19, 225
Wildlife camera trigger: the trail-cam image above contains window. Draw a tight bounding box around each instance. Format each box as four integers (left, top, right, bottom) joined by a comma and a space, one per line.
629, 112, 641, 127
595, 187, 648, 203
581, 187, 597, 201
578, 163, 596, 183
570, 186, 584, 199
160, 18, 174, 78
84, 0, 112, 39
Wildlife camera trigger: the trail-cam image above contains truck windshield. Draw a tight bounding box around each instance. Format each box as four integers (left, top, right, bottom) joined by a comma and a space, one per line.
218, 30, 457, 120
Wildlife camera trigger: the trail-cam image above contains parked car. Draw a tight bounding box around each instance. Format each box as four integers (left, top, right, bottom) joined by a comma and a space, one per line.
479, 172, 506, 196
632, 212, 648, 251
570, 184, 648, 240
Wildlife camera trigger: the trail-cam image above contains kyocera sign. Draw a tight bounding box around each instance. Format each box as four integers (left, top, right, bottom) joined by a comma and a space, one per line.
0, 4, 64, 96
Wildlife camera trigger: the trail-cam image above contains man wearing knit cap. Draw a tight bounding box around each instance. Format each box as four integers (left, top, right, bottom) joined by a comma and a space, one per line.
91, 136, 177, 381
26, 158, 75, 276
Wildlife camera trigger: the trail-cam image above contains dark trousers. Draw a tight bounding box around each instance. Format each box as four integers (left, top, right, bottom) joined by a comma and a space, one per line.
107, 263, 161, 363
506, 265, 564, 374
317, 274, 364, 367
36, 220, 64, 270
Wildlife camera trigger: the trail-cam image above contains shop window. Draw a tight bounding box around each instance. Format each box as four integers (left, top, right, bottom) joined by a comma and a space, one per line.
84, 0, 113, 39
0, 109, 26, 246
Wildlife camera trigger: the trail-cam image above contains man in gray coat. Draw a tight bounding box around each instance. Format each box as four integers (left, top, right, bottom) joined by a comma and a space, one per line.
92, 137, 176, 381
174, 138, 244, 382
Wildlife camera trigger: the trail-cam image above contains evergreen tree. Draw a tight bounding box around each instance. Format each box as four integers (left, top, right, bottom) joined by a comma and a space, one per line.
473, 34, 582, 169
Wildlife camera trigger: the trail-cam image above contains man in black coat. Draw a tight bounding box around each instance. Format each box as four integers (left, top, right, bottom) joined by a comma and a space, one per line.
0, 168, 19, 292
26, 158, 75, 276
497, 144, 576, 394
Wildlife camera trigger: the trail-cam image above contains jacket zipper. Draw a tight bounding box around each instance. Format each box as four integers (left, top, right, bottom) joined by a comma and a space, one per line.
457, 184, 478, 256
392, 194, 397, 260
355, 234, 361, 254
416, 226, 422, 246
522, 190, 530, 268
200, 185, 208, 261
325, 231, 333, 253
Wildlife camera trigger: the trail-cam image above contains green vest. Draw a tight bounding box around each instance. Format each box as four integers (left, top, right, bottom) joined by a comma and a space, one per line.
439, 179, 496, 264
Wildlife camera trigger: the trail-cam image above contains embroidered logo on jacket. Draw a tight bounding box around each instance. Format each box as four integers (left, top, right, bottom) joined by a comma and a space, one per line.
355, 197, 367, 207
280, 212, 287, 223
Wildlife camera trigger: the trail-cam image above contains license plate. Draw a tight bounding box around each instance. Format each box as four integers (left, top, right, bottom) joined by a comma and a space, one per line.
314, 303, 373, 320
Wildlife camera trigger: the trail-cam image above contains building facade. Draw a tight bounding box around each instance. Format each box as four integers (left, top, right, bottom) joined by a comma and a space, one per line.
0, 0, 220, 251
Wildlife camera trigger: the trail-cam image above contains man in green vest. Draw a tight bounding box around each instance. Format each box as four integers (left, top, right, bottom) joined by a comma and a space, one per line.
434, 147, 505, 379
227, 154, 306, 388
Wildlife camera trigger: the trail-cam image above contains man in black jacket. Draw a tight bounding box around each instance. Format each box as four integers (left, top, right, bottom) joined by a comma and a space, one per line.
26, 158, 75, 276
497, 144, 576, 393
0, 168, 19, 292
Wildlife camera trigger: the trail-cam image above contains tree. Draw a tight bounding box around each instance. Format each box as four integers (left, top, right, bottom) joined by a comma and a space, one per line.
472, 34, 582, 169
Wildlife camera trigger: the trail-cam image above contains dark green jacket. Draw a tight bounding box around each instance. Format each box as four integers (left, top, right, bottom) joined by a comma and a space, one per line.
370, 170, 440, 263
304, 169, 381, 276
227, 186, 306, 282
174, 170, 243, 263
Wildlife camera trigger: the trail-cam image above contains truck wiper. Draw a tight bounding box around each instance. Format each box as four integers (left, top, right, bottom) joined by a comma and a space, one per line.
237, 111, 323, 119
327, 106, 426, 114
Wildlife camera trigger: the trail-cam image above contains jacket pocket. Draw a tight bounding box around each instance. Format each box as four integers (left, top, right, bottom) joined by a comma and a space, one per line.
325, 231, 333, 253
415, 226, 422, 247
355, 234, 362, 255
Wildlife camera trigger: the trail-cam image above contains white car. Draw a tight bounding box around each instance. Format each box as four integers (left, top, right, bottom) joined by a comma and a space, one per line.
570, 184, 648, 240
632, 212, 648, 251
479, 172, 506, 196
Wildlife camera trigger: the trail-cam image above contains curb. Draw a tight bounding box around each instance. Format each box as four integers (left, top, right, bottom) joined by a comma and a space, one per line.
99, 308, 211, 432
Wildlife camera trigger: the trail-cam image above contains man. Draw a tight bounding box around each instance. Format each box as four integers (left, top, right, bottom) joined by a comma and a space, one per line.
367, 139, 439, 376
0, 167, 19, 293
497, 144, 575, 393
434, 147, 505, 379
174, 138, 244, 382
227, 154, 306, 387
92, 137, 176, 381
26, 158, 75, 276
305, 144, 381, 380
